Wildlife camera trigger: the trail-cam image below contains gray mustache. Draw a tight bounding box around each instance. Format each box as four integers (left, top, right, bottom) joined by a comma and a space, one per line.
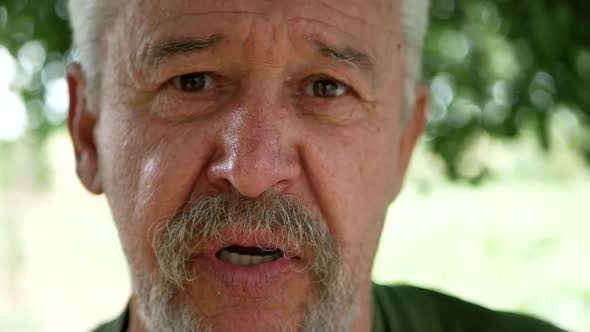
150, 191, 339, 287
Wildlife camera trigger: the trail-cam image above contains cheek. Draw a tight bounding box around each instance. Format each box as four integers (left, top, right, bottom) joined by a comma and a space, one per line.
96, 115, 146, 224
97, 115, 215, 269
303, 122, 401, 272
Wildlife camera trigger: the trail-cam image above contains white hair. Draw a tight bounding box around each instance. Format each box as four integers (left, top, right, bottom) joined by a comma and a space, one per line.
68, 0, 429, 115
401, 0, 430, 117
67, 0, 114, 95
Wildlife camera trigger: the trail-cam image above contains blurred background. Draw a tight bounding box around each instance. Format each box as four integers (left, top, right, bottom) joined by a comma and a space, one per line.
0, 0, 589, 331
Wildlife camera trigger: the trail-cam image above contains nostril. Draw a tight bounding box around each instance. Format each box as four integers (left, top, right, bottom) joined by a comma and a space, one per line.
206, 162, 236, 192
216, 177, 234, 192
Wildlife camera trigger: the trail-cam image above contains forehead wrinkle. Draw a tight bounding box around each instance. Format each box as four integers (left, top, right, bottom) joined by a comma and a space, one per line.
315, 0, 368, 27
136, 10, 267, 44
288, 17, 375, 53
130, 10, 267, 76
288, 17, 378, 70
169, 9, 267, 19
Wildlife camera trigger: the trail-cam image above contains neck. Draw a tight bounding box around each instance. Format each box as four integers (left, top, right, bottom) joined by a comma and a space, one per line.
350, 279, 374, 332
128, 296, 147, 332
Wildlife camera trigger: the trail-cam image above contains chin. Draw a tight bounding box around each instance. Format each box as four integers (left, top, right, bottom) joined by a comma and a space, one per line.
178, 270, 312, 332
204, 308, 299, 332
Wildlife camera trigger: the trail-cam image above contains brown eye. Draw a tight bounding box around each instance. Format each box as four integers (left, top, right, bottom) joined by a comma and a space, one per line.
306, 78, 348, 98
173, 73, 210, 92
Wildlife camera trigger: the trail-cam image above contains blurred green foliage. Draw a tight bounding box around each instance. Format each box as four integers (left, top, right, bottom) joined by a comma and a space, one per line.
0, 0, 589, 183
0, 0, 69, 141
424, 0, 590, 180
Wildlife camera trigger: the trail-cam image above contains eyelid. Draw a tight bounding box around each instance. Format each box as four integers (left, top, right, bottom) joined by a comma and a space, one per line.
308, 74, 347, 85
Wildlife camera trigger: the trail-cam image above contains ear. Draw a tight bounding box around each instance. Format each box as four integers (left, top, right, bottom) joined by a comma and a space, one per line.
67, 64, 103, 194
397, 83, 428, 177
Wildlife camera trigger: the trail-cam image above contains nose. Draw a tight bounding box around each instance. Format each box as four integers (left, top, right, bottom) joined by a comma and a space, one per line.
206, 97, 300, 198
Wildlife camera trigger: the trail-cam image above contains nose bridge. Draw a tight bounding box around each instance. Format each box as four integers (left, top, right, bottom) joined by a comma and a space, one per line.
230, 69, 285, 152
229, 106, 282, 170
207, 79, 298, 198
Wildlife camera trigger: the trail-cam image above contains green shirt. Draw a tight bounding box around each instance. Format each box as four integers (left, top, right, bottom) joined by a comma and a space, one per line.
93, 284, 567, 332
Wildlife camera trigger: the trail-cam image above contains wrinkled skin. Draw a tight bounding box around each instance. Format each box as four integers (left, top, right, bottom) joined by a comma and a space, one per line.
67, 0, 426, 331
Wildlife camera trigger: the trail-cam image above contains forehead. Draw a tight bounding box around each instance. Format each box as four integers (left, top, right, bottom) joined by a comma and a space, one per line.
116, 0, 401, 61
126, 0, 397, 25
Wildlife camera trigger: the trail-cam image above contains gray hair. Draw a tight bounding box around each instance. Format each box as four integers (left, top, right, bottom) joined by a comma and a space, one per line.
67, 1, 113, 95
401, 0, 430, 117
68, 0, 429, 115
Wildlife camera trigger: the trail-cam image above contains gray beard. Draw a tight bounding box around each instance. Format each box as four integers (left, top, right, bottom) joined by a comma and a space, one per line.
135, 270, 359, 332
131, 192, 360, 332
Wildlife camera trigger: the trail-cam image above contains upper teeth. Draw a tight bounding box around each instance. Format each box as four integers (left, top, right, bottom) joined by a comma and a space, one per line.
218, 249, 282, 266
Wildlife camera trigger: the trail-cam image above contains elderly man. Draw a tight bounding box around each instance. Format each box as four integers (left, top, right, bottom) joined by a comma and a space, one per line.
66, 0, 566, 331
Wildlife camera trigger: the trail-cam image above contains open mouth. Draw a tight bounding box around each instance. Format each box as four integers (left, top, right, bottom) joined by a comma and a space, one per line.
216, 245, 284, 266
199, 240, 298, 296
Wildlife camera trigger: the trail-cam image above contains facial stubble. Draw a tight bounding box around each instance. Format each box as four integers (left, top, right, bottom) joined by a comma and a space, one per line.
132, 192, 359, 332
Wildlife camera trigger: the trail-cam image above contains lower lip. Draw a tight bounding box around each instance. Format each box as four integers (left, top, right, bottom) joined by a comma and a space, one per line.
193, 249, 297, 297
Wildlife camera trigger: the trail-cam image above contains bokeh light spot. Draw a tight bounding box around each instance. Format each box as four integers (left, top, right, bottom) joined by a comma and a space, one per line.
431, 73, 455, 107
0, 91, 28, 142
479, 2, 502, 33
532, 71, 556, 94
429, 99, 449, 123
429, 73, 456, 122
438, 30, 470, 62
0, 46, 16, 89
492, 80, 516, 107
42, 60, 66, 85
448, 98, 481, 128
45, 78, 69, 124
483, 100, 510, 127
529, 72, 556, 110
18, 40, 46, 74
0, 6, 7, 29
554, 107, 579, 131
487, 38, 519, 80
55, 0, 69, 20
530, 90, 554, 111
0, 46, 28, 141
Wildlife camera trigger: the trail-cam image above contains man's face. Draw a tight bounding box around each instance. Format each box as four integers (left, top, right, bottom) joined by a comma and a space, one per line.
68, 0, 426, 331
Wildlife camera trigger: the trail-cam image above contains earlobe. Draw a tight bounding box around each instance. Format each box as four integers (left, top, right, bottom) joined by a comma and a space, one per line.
67, 64, 103, 194
397, 83, 428, 177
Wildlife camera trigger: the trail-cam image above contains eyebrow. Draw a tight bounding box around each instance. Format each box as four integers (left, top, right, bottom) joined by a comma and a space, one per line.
145, 33, 375, 76
313, 40, 375, 75
147, 34, 224, 66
